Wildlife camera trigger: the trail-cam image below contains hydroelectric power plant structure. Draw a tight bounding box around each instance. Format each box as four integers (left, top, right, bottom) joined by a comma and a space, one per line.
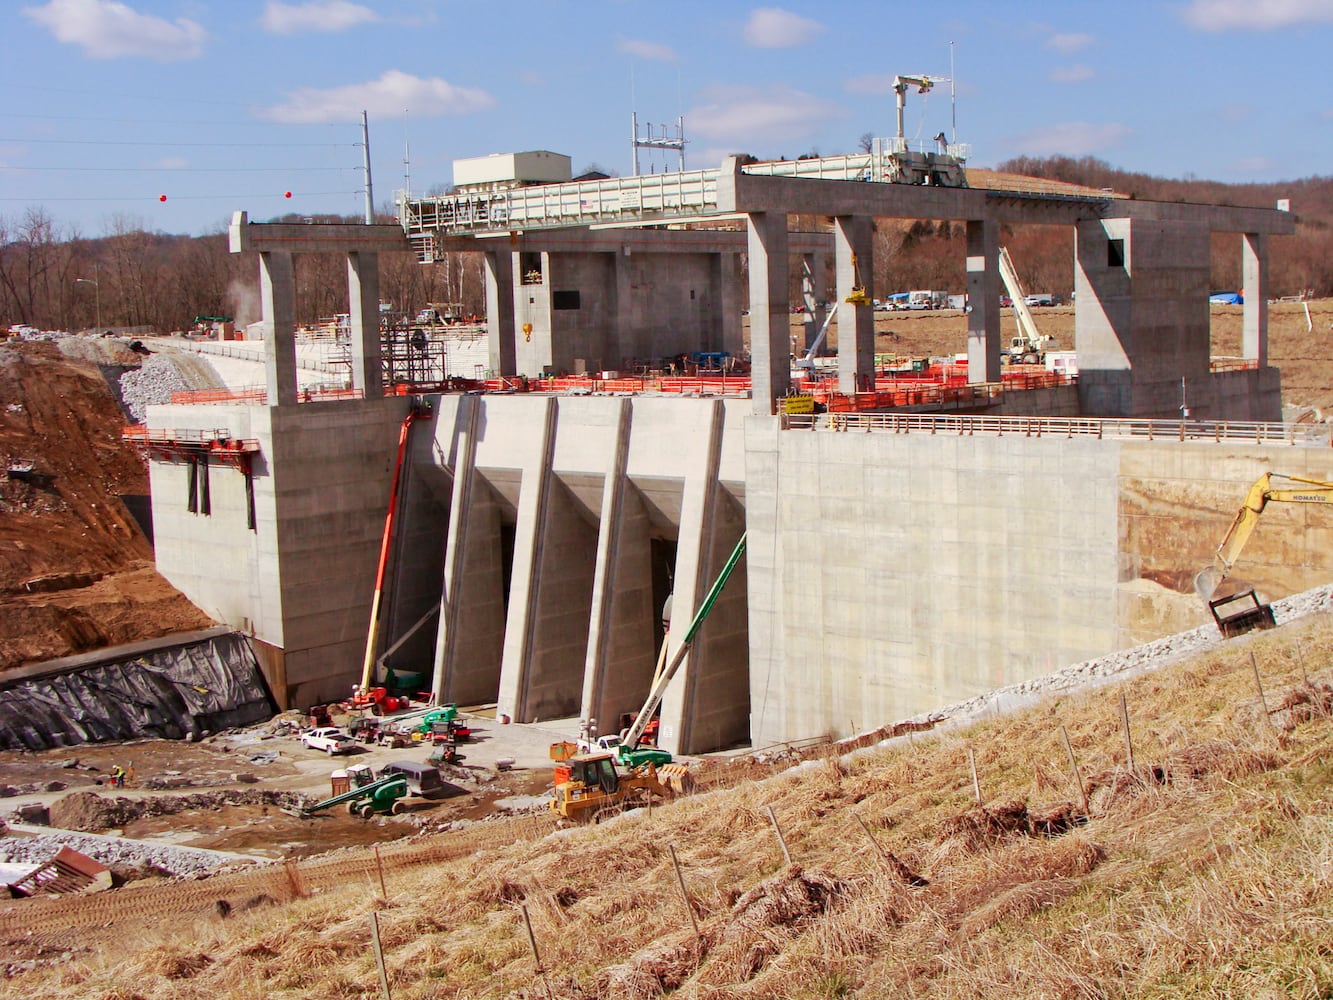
132, 147, 1325, 756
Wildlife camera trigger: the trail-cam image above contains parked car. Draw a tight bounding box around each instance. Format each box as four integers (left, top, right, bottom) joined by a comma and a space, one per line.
300, 726, 355, 755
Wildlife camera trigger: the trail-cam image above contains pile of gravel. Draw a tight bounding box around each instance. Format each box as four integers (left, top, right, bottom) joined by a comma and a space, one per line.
0, 830, 253, 878
119, 352, 221, 422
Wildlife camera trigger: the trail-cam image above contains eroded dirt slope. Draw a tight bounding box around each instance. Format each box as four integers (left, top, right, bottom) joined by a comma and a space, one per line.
0, 341, 213, 670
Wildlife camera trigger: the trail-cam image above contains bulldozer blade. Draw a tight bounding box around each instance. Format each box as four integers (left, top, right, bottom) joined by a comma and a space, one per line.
659, 763, 693, 795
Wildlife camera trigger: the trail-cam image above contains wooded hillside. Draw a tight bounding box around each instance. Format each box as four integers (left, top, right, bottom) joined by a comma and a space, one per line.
3, 159, 1329, 333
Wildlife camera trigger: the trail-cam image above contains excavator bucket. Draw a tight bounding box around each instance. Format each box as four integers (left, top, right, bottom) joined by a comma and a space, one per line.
658, 762, 693, 795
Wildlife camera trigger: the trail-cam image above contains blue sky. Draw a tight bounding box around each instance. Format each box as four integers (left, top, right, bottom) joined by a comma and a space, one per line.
2, 0, 1331, 237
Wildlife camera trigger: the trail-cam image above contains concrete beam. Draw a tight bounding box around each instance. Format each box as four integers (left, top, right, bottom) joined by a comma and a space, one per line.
965, 218, 1002, 385
746, 212, 790, 415
259, 250, 298, 407
494, 226, 833, 256
229, 211, 409, 254
1108, 200, 1296, 236
1242, 233, 1269, 367
834, 216, 875, 394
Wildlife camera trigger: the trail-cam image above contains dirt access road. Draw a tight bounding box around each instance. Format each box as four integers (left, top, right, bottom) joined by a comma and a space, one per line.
0, 709, 596, 862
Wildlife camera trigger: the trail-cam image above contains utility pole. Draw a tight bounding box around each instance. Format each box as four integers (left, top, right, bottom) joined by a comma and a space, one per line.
361, 110, 375, 224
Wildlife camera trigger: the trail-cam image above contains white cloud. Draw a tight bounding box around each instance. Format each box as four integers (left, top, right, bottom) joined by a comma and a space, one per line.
260, 1, 379, 35
1047, 31, 1093, 53
1013, 121, 1130, 157
1050, 65, 1095, 83
259, 70, 496, 124
743, 7, 825, 47
689, 84, 842, 143
844, 73, 898, 96
1183, 0, 1333, 29
617, 38, 678, 61
22, 0, 205, 60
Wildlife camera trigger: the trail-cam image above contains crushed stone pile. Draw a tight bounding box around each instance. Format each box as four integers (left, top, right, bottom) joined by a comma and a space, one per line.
0, 830, 252, 878
118, 351, 223, 422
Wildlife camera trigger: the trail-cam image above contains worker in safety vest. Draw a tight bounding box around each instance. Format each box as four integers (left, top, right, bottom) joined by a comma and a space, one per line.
111, 765, 125, 788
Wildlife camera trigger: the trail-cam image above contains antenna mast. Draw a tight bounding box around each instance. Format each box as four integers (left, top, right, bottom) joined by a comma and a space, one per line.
631, 113, 687, 176
950, 42, 957, 144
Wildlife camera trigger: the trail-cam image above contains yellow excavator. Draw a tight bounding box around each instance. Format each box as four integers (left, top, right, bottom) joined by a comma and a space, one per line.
1195, 471, 1333, 600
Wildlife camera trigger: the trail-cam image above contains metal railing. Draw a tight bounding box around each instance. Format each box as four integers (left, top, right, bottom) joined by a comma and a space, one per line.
780, 411, 1332, 446
402, 168, 721, 236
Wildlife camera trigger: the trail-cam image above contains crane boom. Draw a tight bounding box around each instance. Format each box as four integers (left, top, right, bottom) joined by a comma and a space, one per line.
1195, 472, 1333, 598
892, 74, 950, 141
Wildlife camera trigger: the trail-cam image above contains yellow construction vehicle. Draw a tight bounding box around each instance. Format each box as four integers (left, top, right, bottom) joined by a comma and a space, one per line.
1195, 471, 1333, 600
549, 751, 674, 823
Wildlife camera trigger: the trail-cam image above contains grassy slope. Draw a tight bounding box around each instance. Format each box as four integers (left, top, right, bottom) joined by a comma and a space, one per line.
22, 612, 1333, 999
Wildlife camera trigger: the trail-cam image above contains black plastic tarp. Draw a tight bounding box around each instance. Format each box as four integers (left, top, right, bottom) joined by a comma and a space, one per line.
0, 632, 275, 751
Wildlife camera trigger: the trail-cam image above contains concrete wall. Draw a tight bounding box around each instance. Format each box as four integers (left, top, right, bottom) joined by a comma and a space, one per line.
744, 421, 1333, 746
148, 396, 415, 708
513, 251, 732, 377
421, 394, 751, 753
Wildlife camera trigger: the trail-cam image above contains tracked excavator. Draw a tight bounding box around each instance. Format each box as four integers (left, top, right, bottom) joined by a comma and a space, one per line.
1195, 472, 1333, 600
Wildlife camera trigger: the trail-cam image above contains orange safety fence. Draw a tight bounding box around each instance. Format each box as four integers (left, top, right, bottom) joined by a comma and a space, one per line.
170, 386, 366, 405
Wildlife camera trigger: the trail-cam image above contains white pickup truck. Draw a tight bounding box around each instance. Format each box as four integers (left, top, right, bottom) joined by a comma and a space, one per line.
300, 727, 355, 755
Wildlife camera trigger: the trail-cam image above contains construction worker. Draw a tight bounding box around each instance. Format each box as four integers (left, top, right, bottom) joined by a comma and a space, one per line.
110, 764, 125, 788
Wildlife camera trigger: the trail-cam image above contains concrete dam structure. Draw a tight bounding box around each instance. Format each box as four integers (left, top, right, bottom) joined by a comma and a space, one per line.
136, 153, 1321, 755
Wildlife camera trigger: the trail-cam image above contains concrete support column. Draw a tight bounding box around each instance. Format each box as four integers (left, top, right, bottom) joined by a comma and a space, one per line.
658, 401, 747, 755
582, 400, 655, 733
347, 251, 383, 398
717, 253, 743, 358
429, 394, 506, 709
496, 398, 557, 723
834, 217, 875, 394
965, 218, 1002, 385
485, 249, 517, 376
614, 249, 639, 360
746, 212, 790, 415
800, 251, 827, 356
259, 250, 298, 407
1242, 232, 1269, 367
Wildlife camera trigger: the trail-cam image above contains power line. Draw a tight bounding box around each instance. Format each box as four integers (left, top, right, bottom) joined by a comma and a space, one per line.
4, 165, 355, 173
0, 190, 358, 203
0, 137, 353, 148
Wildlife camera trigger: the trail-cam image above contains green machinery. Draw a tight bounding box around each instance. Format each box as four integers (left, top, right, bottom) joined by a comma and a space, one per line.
298, 763, 409, 818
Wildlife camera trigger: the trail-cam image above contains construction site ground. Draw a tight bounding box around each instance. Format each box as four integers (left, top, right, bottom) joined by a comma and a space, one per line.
0, 709, 619, 861
3, 300, 1332, 896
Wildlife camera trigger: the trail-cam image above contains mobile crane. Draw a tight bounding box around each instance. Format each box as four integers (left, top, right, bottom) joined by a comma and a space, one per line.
997, 246, 1056, 364
1195, 471, 1333, 600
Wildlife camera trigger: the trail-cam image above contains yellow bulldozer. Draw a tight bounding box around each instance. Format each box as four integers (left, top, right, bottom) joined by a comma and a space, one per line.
549, 750, 684, 823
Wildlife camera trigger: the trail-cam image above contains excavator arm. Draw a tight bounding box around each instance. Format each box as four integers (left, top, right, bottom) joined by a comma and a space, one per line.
1196, 472, 1333, 598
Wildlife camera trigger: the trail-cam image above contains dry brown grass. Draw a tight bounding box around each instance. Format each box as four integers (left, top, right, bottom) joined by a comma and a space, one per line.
8, 614, 1333, 998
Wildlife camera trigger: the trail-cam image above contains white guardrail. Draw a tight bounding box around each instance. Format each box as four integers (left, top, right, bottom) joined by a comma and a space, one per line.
781, 411, 1333, 446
